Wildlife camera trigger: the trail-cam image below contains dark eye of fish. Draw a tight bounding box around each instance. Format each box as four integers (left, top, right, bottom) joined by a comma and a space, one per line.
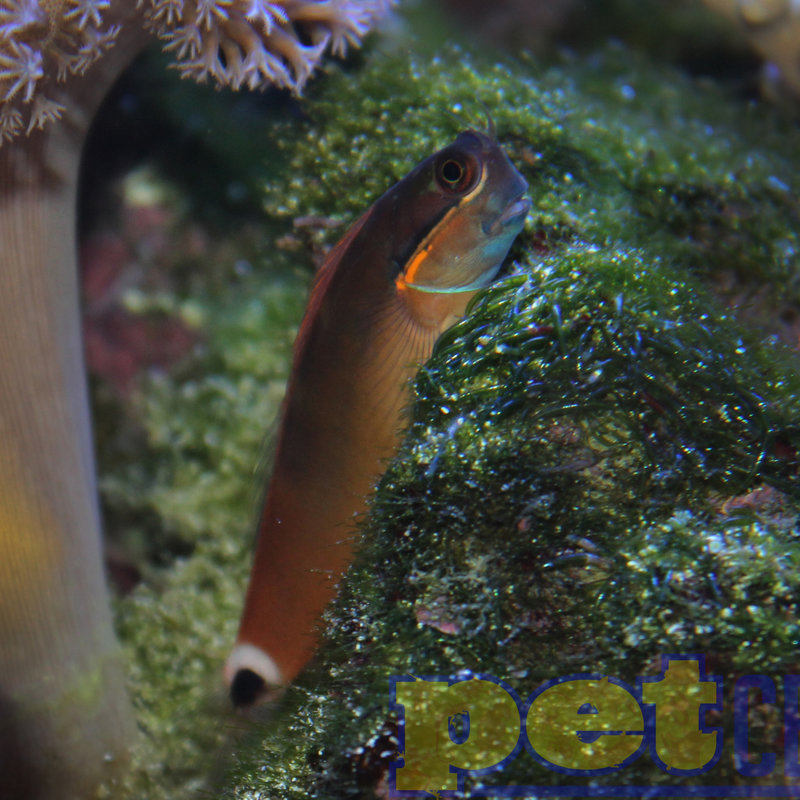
441, 159, 464, 184
435, 151, 479, 194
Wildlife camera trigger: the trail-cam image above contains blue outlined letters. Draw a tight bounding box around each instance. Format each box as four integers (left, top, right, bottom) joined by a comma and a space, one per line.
389, 654, 797, 796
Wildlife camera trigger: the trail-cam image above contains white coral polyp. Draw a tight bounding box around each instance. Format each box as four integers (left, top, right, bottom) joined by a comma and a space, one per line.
65, 0, 111, 30
70, 24, 121, 74
193, 0, 233, 31
0, 104, 23, 142
0, 0, 48, 40
243, 0, 289, 34
26, 94, 66, 132
0, 0, 394, 144
0, 40, 43, 102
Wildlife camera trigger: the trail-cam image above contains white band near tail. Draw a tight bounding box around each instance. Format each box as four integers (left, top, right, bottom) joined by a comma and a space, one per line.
224, 643, 284, 687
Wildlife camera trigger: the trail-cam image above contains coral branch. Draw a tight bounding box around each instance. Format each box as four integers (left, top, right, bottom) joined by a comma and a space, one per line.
65, 0, 111, 30
152, 0, 393, 93
0, 0, 394, 143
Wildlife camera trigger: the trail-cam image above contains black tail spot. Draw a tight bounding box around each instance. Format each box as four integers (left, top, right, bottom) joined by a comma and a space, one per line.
230, 668, 267, 707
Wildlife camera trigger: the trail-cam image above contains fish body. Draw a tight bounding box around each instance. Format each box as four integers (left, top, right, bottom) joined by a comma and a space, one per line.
225, 130, 529, 705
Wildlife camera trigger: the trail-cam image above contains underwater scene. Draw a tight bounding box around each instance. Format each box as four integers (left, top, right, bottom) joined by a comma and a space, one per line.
1, 0, 800, 797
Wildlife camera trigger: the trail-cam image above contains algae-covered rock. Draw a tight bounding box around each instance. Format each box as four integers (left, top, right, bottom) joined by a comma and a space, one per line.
102, 17, 800, 798
218, 42, 800, 798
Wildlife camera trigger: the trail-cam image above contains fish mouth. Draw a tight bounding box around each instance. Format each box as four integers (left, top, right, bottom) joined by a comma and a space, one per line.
499, 194, 531, 227
484, 193, 531, 235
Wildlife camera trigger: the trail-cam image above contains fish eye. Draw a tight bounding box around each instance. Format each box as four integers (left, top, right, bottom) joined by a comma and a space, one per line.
435, 152, 478, 194
441, 159, 464, 184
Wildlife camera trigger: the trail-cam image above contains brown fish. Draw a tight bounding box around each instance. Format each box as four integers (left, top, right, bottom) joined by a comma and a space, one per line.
225, 130, 529, 705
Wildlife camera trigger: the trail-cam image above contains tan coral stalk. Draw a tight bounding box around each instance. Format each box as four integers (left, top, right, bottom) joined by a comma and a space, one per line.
0, 8, 146, 798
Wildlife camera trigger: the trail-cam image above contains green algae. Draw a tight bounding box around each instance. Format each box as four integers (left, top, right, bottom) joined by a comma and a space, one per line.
101, 25, 800, 800
103, 256, 308, 799
260, 39, 799, 325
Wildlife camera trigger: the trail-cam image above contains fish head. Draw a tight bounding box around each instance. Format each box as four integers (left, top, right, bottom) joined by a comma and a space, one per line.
393, 129, 530, 301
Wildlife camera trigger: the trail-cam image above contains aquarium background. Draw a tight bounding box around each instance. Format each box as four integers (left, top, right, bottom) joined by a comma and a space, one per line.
77, 1, 800, 796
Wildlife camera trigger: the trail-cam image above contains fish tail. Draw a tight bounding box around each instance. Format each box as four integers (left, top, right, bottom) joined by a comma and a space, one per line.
225, 473, 356, 705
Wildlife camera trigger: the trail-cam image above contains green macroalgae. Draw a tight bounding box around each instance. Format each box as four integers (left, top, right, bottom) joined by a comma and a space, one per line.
105, 39, 799, 799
